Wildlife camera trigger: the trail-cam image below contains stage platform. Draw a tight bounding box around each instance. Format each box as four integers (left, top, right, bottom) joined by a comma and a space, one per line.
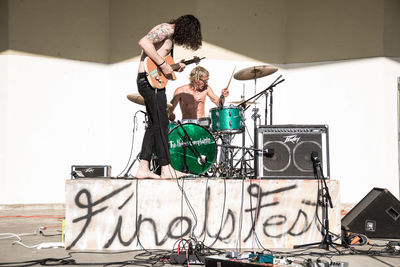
65, 178, 341, 251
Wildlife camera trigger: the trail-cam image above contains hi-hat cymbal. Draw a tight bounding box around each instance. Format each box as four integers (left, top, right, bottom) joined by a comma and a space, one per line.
229, 100, 259, 105
234, 65, 278, 80
127, 93, 172, 108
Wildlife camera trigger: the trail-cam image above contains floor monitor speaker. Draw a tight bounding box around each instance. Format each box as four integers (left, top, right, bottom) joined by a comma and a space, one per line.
341, 188, 400, 238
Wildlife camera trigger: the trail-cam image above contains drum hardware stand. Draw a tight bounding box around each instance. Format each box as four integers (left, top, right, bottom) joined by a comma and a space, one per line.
293, 152, 342, 252
214, 133, 233, 177
216, 143, 263, 178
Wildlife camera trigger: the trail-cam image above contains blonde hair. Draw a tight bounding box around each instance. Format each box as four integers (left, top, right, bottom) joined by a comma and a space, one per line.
189, 66, 209, 85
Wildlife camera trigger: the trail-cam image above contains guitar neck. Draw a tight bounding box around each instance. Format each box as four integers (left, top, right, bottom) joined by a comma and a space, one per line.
170, 57, 205, 71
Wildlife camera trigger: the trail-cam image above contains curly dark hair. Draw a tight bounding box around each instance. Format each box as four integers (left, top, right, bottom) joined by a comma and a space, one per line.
169, 14, 202, 51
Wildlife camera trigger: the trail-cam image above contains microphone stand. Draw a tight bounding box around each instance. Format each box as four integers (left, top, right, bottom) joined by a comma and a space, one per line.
124, 153, 141, 178
269, 87, 273, 125
264, 91, 269, 125
124, 111, 148, 178
235, 75, 284, 110
178, 132, 189, 173
176, 121, 206, 173
293, 154, 342, 251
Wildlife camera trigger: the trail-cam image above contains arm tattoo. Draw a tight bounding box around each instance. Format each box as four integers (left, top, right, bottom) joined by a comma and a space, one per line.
146, 24, 170, 43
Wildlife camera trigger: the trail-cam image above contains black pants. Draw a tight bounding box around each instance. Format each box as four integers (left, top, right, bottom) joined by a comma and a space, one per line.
137, 72, 170, 166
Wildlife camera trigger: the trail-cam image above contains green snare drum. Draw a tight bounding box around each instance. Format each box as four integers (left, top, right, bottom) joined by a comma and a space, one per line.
168, 123, 216, 175
210, 105, 244, 133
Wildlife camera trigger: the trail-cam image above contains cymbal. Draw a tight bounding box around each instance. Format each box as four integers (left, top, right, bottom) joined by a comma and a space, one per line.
229, 100, 259, 105
234, 65, 278, 80
127, 93, 172, 108
127, 93, 145, 106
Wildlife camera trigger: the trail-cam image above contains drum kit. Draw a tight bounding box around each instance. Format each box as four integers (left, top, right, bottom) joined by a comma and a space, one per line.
127, 65, 285, 178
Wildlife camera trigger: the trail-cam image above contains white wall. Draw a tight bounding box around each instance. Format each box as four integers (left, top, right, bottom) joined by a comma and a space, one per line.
0, 54, 399, 205
1, 53, 111, 204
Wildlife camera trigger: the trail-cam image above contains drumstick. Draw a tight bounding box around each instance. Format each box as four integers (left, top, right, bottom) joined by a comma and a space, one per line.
226, 67, 236, 90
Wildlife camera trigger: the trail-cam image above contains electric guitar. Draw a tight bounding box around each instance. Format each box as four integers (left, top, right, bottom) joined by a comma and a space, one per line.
144, 55, 205, 89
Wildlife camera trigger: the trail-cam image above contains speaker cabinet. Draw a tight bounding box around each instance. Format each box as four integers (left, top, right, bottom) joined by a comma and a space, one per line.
257, 125, 329, 179
341, 188, 400, 238
71, 165, 111, 179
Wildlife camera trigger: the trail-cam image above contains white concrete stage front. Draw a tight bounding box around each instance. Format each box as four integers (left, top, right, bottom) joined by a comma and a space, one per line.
65, 178, 340, 250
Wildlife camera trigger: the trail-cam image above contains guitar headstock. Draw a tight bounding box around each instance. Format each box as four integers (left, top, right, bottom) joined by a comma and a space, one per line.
193, 56, 205, 65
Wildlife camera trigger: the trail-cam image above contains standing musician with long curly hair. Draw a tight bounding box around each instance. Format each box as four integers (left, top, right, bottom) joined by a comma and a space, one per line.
135, 15, 202, 179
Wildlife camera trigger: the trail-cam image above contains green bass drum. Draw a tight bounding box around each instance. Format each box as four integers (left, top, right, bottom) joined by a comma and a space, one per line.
168, 121, 178, 133
168, 123, 216, 175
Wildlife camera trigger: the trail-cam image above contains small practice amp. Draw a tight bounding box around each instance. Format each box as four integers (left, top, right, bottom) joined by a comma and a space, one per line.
257, 125, 330, 179
71, 165, 111, 179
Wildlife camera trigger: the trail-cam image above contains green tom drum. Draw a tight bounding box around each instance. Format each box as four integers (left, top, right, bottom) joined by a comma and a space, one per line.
168, 123, 216, 175
210, 105, 244, 133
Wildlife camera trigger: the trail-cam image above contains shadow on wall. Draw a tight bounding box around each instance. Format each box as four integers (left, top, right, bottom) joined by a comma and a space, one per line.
0, 0, 8, 52
1, 0, 400, 64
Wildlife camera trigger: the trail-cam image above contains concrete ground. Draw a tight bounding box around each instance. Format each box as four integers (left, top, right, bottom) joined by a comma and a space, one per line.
0, 208, 399, 267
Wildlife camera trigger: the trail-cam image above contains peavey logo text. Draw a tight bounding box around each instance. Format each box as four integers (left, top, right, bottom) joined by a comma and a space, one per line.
283, 135, 300, 144
84, 168, 95, 173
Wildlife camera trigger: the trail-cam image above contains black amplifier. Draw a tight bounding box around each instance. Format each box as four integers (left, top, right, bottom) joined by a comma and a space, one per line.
257, 125, 330, 179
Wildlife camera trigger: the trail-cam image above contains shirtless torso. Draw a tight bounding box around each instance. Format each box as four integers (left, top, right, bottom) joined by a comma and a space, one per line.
169, 74, 227, 120
173, 84, 219, 119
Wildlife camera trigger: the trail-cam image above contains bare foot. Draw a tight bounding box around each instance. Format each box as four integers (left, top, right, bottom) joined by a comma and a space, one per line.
135, 159, 160, 179
135, 169, 160, 179
160, 165, 188, 179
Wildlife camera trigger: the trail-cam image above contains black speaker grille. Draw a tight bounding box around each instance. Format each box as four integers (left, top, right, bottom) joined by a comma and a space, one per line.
258, 125, 329, 179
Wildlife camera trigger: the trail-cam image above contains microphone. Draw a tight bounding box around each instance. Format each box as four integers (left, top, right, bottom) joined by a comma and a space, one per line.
311, 151, 320, 164
263, 148, 275, 158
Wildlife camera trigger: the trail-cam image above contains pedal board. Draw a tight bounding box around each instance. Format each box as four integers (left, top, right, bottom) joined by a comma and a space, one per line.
205, 255, 277, 267
170, 253, 205, 265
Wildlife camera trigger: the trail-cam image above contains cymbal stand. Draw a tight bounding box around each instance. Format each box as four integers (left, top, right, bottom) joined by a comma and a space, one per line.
237, 75, 285, 178
239, 84, 252, 178
252, 103, 260, 178
241, 127, 246, 177
252, 71, 260, 178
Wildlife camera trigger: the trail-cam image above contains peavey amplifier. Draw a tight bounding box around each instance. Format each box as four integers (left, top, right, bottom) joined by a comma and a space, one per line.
257, 125, 330, 179
71, 165, 111, 179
